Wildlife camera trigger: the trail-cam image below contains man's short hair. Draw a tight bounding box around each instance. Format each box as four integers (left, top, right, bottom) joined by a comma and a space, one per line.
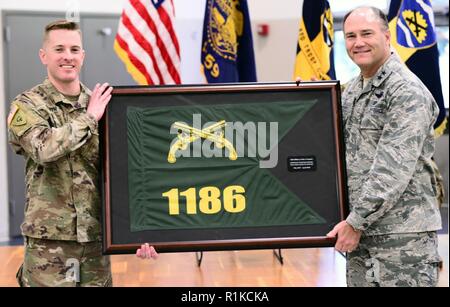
343, 6, 389, 32
43, 20, 82, 44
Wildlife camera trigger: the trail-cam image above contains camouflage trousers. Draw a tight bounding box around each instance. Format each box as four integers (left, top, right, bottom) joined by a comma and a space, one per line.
17, 236, 112, 287
347, 232, 440, 287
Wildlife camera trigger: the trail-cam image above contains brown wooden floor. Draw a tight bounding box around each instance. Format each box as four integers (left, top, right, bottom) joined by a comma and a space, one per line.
1, 235, 448, 287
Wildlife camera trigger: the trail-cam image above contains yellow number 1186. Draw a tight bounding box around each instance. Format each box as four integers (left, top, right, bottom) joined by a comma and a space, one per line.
162, 185, 246, 215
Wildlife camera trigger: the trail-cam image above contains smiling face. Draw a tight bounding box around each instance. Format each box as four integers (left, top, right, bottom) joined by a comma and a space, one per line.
343, 7, 391, 78
39, 29, 85, 87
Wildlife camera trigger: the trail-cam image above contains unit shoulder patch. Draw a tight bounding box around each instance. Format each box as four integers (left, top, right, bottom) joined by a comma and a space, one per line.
9, 107, 27, 127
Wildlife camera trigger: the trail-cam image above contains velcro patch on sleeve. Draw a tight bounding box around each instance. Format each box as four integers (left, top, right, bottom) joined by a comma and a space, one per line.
7, 104, 19, 127
8, 103, 35, 137
10, 108, 27, 127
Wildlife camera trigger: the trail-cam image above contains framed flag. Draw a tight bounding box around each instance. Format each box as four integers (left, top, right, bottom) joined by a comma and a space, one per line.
100, 82, 348, 254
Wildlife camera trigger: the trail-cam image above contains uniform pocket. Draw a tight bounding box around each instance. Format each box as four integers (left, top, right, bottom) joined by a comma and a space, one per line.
359, 107, 386, 146
360, 107, 386, 130
78, 134, 99, 166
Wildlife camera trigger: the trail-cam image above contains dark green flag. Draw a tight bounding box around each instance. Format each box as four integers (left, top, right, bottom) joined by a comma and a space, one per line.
127, 100, 326, 231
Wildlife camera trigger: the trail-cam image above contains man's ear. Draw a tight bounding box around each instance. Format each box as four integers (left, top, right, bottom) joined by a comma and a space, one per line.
80, 49, 85, 66
385, 30, 391, 45
39, 48, 47, 65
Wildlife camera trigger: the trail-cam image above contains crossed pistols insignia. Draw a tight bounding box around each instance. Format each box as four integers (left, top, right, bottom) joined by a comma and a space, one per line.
168, 120, 238, 163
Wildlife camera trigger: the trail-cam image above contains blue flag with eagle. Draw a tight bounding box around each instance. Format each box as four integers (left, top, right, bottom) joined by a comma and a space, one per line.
388, 0, 446, 136
293, 0, 335, 81
201, 0, 257, 83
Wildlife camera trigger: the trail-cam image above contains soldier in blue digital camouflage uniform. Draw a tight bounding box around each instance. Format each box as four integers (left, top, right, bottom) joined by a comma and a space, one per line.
327, 7, 442, 287
7, 20, 114, 287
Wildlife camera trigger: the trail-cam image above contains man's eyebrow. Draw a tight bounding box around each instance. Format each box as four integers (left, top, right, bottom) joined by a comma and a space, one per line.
51, 44, 82, 48
345, 29, 373, 35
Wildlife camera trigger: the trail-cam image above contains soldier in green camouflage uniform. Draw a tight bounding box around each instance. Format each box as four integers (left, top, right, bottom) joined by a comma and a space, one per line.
327, 7, 442, 287
7, 20, 113, 286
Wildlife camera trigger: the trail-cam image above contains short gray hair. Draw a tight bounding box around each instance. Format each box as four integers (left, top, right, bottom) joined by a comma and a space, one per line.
343, 6, 389, 32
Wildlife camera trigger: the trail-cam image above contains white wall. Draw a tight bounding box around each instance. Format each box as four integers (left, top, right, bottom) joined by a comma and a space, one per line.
0, 0, 304, 241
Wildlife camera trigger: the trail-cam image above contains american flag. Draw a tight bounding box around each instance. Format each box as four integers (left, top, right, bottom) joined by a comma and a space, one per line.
114, 0, 181, 85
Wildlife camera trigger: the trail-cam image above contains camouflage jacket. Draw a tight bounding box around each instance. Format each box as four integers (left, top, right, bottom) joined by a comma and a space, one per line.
342, 53, 442, 235
8, 79, 101, 242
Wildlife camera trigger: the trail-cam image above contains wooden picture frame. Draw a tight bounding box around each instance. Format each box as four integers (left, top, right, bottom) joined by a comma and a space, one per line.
100, 81, 348, 254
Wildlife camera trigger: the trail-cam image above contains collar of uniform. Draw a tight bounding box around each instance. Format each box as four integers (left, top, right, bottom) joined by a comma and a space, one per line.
369, 52, 397, 89
77, 83, 91, 109
357, 75, 370, 94
41, 78, 90, 110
